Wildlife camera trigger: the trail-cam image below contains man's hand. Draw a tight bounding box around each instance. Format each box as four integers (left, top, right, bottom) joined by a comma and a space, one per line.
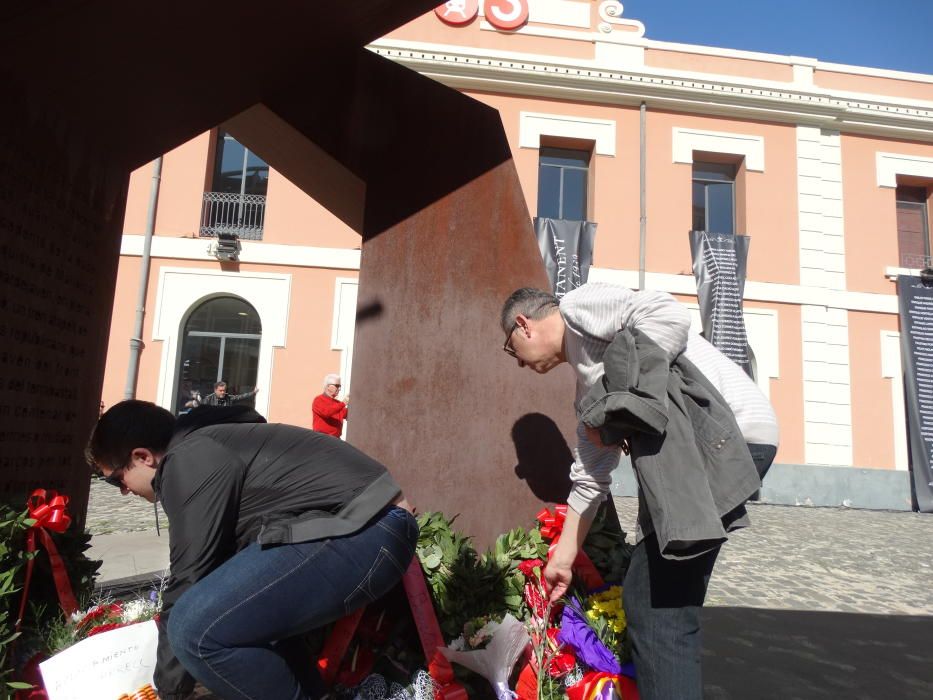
543, 506, 592, 603
543, 557, 573, 603
584, 425, 606, 448
585, 425, 629, 453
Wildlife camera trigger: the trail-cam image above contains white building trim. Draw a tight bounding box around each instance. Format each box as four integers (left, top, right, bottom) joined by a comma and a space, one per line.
369, 40, 933, 143
795, 125, 853, 466
800, 304, 853, 466
519, 112, 617, 155
885, 265, 931, 280
672, 127, 765, 171
586, 267, 897, 314
151, 267, 291, 418
524, 0, 593, 29
330, 277, 359, 439
797, 126, 846, 291
880, 331, 908, 471
876, 151, 933, 188
121, 235, 361, 270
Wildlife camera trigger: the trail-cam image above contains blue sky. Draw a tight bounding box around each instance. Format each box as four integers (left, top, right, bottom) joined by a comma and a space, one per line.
618, 0, 933, 74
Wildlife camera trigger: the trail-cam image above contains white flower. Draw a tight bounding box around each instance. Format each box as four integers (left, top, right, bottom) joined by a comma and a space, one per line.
121, 598, 157, 623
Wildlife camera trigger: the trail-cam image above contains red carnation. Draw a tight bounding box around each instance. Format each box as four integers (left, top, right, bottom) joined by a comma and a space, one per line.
518, 559, 544, 578
546, 628, 576, 678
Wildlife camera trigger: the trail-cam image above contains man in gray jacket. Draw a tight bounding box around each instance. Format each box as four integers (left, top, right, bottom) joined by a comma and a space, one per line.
201, 380, 259, 407
501, 282, 778, 700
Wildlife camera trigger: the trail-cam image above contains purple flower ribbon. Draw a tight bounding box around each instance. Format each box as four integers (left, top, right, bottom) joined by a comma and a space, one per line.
556, 603, 622, 675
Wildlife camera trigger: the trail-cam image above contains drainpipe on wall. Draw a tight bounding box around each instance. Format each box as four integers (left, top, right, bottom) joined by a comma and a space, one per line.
123, 156, 163, 400
638, 101, 647, 291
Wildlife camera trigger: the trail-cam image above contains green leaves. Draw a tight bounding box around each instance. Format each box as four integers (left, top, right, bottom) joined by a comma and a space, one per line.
415, 513, 551, 640
0, 503, 34, 690
415, 503, 633, 649
580, 501, 633, 585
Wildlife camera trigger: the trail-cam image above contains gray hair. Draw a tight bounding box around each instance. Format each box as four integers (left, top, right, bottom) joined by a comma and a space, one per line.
500, 288, 560, 333
323, 373, 342, 389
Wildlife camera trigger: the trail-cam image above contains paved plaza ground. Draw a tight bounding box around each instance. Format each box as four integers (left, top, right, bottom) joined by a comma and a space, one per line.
86, 479, 933, 698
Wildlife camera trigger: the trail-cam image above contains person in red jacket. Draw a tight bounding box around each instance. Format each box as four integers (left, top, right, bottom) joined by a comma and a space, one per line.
312, 373, 348, 437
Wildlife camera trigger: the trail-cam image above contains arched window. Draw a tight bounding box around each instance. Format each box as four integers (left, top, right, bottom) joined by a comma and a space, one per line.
174, 296, 261, 414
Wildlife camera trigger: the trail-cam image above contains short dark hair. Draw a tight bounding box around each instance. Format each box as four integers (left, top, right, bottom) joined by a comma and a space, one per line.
85, 400, 175, 472
500, 288, 560, 333
214, 381, 227, 390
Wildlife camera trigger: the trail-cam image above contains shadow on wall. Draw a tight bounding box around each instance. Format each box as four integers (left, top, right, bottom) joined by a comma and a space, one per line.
702, 607, 933, 699
511, 413, 573, 504
356, 300, 384, 324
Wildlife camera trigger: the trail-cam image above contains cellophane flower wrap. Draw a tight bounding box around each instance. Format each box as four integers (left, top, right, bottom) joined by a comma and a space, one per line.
440, 614, 530, 700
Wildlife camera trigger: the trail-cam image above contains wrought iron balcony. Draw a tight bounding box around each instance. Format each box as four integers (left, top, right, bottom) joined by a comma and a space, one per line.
900, 252, 933, 270
199, 191, 266, 240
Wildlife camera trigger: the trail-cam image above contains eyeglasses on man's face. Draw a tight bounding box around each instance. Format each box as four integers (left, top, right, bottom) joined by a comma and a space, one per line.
502, 321, 520, 359
100, 466, 126, 489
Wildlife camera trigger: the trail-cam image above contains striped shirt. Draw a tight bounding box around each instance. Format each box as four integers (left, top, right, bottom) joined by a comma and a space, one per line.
559, 282, 779, 519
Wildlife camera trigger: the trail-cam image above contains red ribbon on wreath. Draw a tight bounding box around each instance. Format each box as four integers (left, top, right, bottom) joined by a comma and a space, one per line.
15, 489, 78, 633
567, 671, 639, 700
536, 506, 605, 591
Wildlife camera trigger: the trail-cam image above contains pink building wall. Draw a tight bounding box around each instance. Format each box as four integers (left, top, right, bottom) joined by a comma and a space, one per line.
842, 134, 933, 295
645, 49, 794, 82
102, 4, 933, 478
848, 310, 900, 469
815, 70, 933, 102
102, 255, 355, 427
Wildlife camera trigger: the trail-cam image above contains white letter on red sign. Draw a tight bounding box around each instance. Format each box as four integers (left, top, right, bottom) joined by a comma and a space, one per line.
486, 0, 529, 31
434, 0, 479, 26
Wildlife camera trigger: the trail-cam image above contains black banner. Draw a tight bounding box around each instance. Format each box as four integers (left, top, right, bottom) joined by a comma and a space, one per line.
689, 231, 752, 376
896, 274, 933, 513
533, 218, 596, 299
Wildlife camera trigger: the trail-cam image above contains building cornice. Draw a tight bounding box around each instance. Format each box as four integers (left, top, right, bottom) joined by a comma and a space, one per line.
369, 41, 933, 142
121, 234, 361, 271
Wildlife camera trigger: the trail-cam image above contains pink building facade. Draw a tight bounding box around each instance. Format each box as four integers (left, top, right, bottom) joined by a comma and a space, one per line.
100, 2, 933, 508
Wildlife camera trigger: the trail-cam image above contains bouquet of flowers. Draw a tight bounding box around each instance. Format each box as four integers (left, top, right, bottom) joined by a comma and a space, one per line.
43, 588, 162, 656
508, 507, 639, 700
441, 614, 530, 700
18, 585, 164, 700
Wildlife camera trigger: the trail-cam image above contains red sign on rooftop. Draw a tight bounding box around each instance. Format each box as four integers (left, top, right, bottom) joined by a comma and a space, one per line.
434, 1, 529, 31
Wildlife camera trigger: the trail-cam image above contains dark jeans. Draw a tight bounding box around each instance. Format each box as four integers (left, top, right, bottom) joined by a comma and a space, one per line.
622, 533, 720, 700
747, 442, 778, 501
167, 506, 419, 700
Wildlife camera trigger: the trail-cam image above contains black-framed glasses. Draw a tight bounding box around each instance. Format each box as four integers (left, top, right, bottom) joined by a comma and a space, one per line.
100, 468, 125, 489
502, 321, 519, 358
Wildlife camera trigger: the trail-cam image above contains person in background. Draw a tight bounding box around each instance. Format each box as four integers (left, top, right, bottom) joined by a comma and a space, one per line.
312, 373, 349, 437
201, 380, 259, 407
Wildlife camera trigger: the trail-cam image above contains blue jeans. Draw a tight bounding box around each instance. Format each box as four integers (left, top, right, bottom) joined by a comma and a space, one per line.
623, 533, 720, 700
167, 506, 419, 700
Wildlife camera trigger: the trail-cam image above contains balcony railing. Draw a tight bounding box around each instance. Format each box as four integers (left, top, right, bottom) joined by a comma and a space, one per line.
199, 191, 266, 240
900, 253, 933, 270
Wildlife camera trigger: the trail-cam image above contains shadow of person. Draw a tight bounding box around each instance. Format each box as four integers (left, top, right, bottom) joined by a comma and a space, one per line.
511, 413, 573, 503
